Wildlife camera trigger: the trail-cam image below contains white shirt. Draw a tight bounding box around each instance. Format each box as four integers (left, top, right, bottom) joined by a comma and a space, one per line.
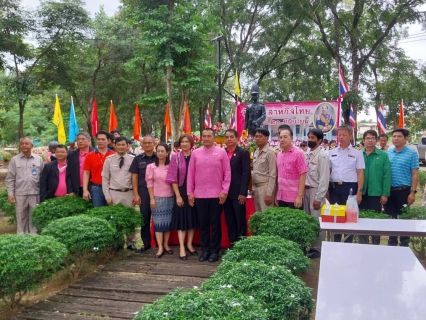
328, 145, 365, 183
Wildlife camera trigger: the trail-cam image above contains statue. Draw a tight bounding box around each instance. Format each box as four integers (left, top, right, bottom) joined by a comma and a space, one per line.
244, 84, 266, 136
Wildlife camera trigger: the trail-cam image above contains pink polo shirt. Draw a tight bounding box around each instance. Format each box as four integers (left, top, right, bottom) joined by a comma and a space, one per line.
145, 164, 174, 197
276, 146, 308, 202
187, 145, 231, 198
79, 147, 90, 187
54, 162, 67, 197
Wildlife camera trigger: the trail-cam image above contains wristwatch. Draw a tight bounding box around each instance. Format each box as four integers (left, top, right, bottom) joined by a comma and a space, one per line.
411, 189, 417, 194
357, 188, 363, 192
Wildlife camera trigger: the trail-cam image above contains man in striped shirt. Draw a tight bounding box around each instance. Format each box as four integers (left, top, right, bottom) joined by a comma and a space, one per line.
385, 128, 419, 246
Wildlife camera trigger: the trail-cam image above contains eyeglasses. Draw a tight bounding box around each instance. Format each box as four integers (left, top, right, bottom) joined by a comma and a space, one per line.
143, 142, 153, 145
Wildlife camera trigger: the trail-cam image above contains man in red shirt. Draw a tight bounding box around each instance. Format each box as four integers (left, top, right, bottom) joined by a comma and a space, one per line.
83, 131, 115, 207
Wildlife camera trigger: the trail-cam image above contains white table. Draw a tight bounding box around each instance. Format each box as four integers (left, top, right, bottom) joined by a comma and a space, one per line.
320, 218, 426, 240
315, 242, 426, 320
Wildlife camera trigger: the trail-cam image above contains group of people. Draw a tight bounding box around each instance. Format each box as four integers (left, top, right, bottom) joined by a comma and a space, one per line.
5, 123, 419, 261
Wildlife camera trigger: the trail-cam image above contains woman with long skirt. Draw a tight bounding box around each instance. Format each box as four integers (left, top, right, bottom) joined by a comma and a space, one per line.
146, 143, 174, 258
166, 134, 199, 260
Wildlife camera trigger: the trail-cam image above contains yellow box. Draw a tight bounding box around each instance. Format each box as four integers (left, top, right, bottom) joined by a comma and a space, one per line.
321, 204, 346, 223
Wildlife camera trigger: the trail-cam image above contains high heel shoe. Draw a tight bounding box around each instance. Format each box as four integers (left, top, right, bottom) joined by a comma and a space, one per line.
155, 251, 164, 258
165, 248, 173, 255
185, 245, 198, 256
179, 255, 187, 261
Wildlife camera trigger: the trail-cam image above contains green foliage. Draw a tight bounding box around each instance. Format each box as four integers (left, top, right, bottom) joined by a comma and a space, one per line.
202, 261, 313, 320
41, 215, 117, 278
135, 287, 267, 320
223, 236, 310, 274
418, 170, 426, 191
1, 151, 12, 161
398, 207, 426, 259
359, 210, 391, 220
249, 207, 320, 250
0, 189, 16, 225
32, 196, 92, 232
0, 234, 67, 309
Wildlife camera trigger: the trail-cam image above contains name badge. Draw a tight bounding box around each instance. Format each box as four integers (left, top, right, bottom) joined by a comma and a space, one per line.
32, 167, 37, 176
348, 154, 356, 158
212, 153, 217, 156
331, 155, 337, 157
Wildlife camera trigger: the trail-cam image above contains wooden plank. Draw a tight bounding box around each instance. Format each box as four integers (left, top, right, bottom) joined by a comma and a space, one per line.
147, 267, 214, 278
58, 288, 162, 303
15, 310, 125, 320
29, 301, 135, 319
48, 295, 145, 310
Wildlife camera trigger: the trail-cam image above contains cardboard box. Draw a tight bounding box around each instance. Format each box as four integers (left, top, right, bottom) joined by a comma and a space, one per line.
321, 204, 346, 223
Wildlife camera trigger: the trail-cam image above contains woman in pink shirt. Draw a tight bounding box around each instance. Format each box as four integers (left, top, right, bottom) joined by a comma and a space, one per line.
146, 143, 174, 258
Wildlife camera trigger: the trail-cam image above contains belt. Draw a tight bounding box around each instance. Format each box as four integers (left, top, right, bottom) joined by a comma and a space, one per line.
110, 188, 133, 192
391, 186, 410, 191
253, 182, 268, 188
334, 182, 357, 186
91, 183, 102, 187
305, 185, 314, 189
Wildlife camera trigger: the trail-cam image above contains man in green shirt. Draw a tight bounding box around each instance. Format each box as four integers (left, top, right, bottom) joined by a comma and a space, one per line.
359, 130, 391, 244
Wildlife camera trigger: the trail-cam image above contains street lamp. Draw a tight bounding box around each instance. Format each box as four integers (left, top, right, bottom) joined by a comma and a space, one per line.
211, 35, 223, 123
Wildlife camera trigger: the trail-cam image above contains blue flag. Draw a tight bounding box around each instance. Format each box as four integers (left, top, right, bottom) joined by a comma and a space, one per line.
69, 97, 79, 142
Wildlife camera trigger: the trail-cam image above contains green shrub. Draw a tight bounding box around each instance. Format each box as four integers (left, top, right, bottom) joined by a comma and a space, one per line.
1, 151, 12, 162
202, 261, 313, 320
134, 287, 267, 320
223, 235, 310, 274
32, 196, 92, 232
0, 189, 16, 225
0, 234, 67, 309
249, 207, 320, 250
418, 170, 426, 191
399, 207, 426, 259
359, 210, 391, 219
41, 215, 116, 278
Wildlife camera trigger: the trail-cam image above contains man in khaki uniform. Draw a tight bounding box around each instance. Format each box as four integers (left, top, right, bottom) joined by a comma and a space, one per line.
252, 128, 277, 212
102, 136, 137, 250
304, 129, 329, 258
6, 137, 44, 234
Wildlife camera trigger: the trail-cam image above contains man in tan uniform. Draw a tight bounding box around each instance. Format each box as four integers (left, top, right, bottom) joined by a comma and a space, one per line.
252, 128, 277, 212
102, 136, 137, 250
303, 129, 329, 258
6, 137, 44, 234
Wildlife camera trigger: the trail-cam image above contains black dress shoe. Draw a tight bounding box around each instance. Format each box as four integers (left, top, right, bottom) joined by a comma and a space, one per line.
199, 252, 210, 262
179, 255, 187, 261
127, 244, 137, 251
185, 246, 198, 256
208, 253, 219, 262
307, 250, 321, 259
140, 245, 151, 253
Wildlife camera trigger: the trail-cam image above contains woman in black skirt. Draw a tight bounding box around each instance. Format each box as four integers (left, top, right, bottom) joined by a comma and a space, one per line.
166, 134, 199, 260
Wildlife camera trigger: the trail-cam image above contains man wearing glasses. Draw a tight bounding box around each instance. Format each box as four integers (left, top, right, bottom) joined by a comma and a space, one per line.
130, 135, 157, 252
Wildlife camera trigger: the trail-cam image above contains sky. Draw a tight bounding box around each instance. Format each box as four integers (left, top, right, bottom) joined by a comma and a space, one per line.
21, 0, 426, 121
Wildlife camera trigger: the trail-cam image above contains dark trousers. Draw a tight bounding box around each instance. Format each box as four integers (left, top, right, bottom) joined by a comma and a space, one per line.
384, 188, 411, 247
359, 195, 382, 245
329, 182, 358, 243
278, 200, 297, 209
224, 198, 246, 244
139, 187, 152, 248
195, 198, 222, 255
79, 187, 83, 197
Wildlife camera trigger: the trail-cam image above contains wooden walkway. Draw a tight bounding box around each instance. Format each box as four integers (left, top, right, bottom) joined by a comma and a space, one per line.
14, 247, 220, 320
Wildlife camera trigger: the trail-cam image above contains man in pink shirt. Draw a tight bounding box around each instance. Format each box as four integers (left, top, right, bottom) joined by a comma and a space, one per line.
187, 128, 231, 262
276, 127, 308, 209
68, 132, 93, 197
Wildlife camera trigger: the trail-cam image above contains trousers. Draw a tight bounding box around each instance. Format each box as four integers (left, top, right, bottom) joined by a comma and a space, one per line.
223, 198, 246, 244
15, 194, 39, 234
195, 198, 222, 254
303, 187, 325, 250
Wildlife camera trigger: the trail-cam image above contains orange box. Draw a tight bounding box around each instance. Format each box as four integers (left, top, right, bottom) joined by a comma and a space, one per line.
321, 204, 346, 223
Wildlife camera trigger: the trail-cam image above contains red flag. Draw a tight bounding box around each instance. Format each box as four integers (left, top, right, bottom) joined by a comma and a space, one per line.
109, 100, 118, 132
398, 99, 404, 128
133, 104, 141, 141
183, 102, 191, 134
91, 98, 99, 136
164, 103, 172, 140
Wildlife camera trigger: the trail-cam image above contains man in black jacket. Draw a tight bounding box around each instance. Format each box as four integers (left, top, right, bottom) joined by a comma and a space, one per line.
223, 129, 251, 248
40, 145, 75, 202
67, 132, 93, 196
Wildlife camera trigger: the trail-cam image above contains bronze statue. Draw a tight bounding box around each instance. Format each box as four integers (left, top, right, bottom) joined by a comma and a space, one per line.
244, 84, 266, 136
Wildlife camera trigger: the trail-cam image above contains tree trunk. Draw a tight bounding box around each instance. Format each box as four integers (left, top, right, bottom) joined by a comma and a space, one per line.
18, 100, 25, 139
166, 65, 176, 141
199, 106, 204, 134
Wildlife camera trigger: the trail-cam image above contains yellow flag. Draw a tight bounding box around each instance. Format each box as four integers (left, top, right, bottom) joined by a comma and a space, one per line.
234, 70, 241, 99
52, 95, 66, 144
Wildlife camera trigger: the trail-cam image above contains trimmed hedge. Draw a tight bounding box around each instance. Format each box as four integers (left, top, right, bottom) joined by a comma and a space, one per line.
249, 207, 320, 250
134, 287, 268, 320
223, 235, 310, 274
32, 196, 92, 232
202, 261, 313, 320
0, 234, 67, 309
0, 189, 16, 225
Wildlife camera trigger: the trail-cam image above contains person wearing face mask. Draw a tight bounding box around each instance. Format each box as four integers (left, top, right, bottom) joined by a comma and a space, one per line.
303, 129, 330, 258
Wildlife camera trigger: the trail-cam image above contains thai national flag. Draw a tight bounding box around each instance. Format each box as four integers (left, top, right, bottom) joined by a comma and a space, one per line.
204, 106, 212, 128
339, 64, 349, 98
377, 103, 387, 134
229, 109, 236, 130
349, 104, 356, 128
